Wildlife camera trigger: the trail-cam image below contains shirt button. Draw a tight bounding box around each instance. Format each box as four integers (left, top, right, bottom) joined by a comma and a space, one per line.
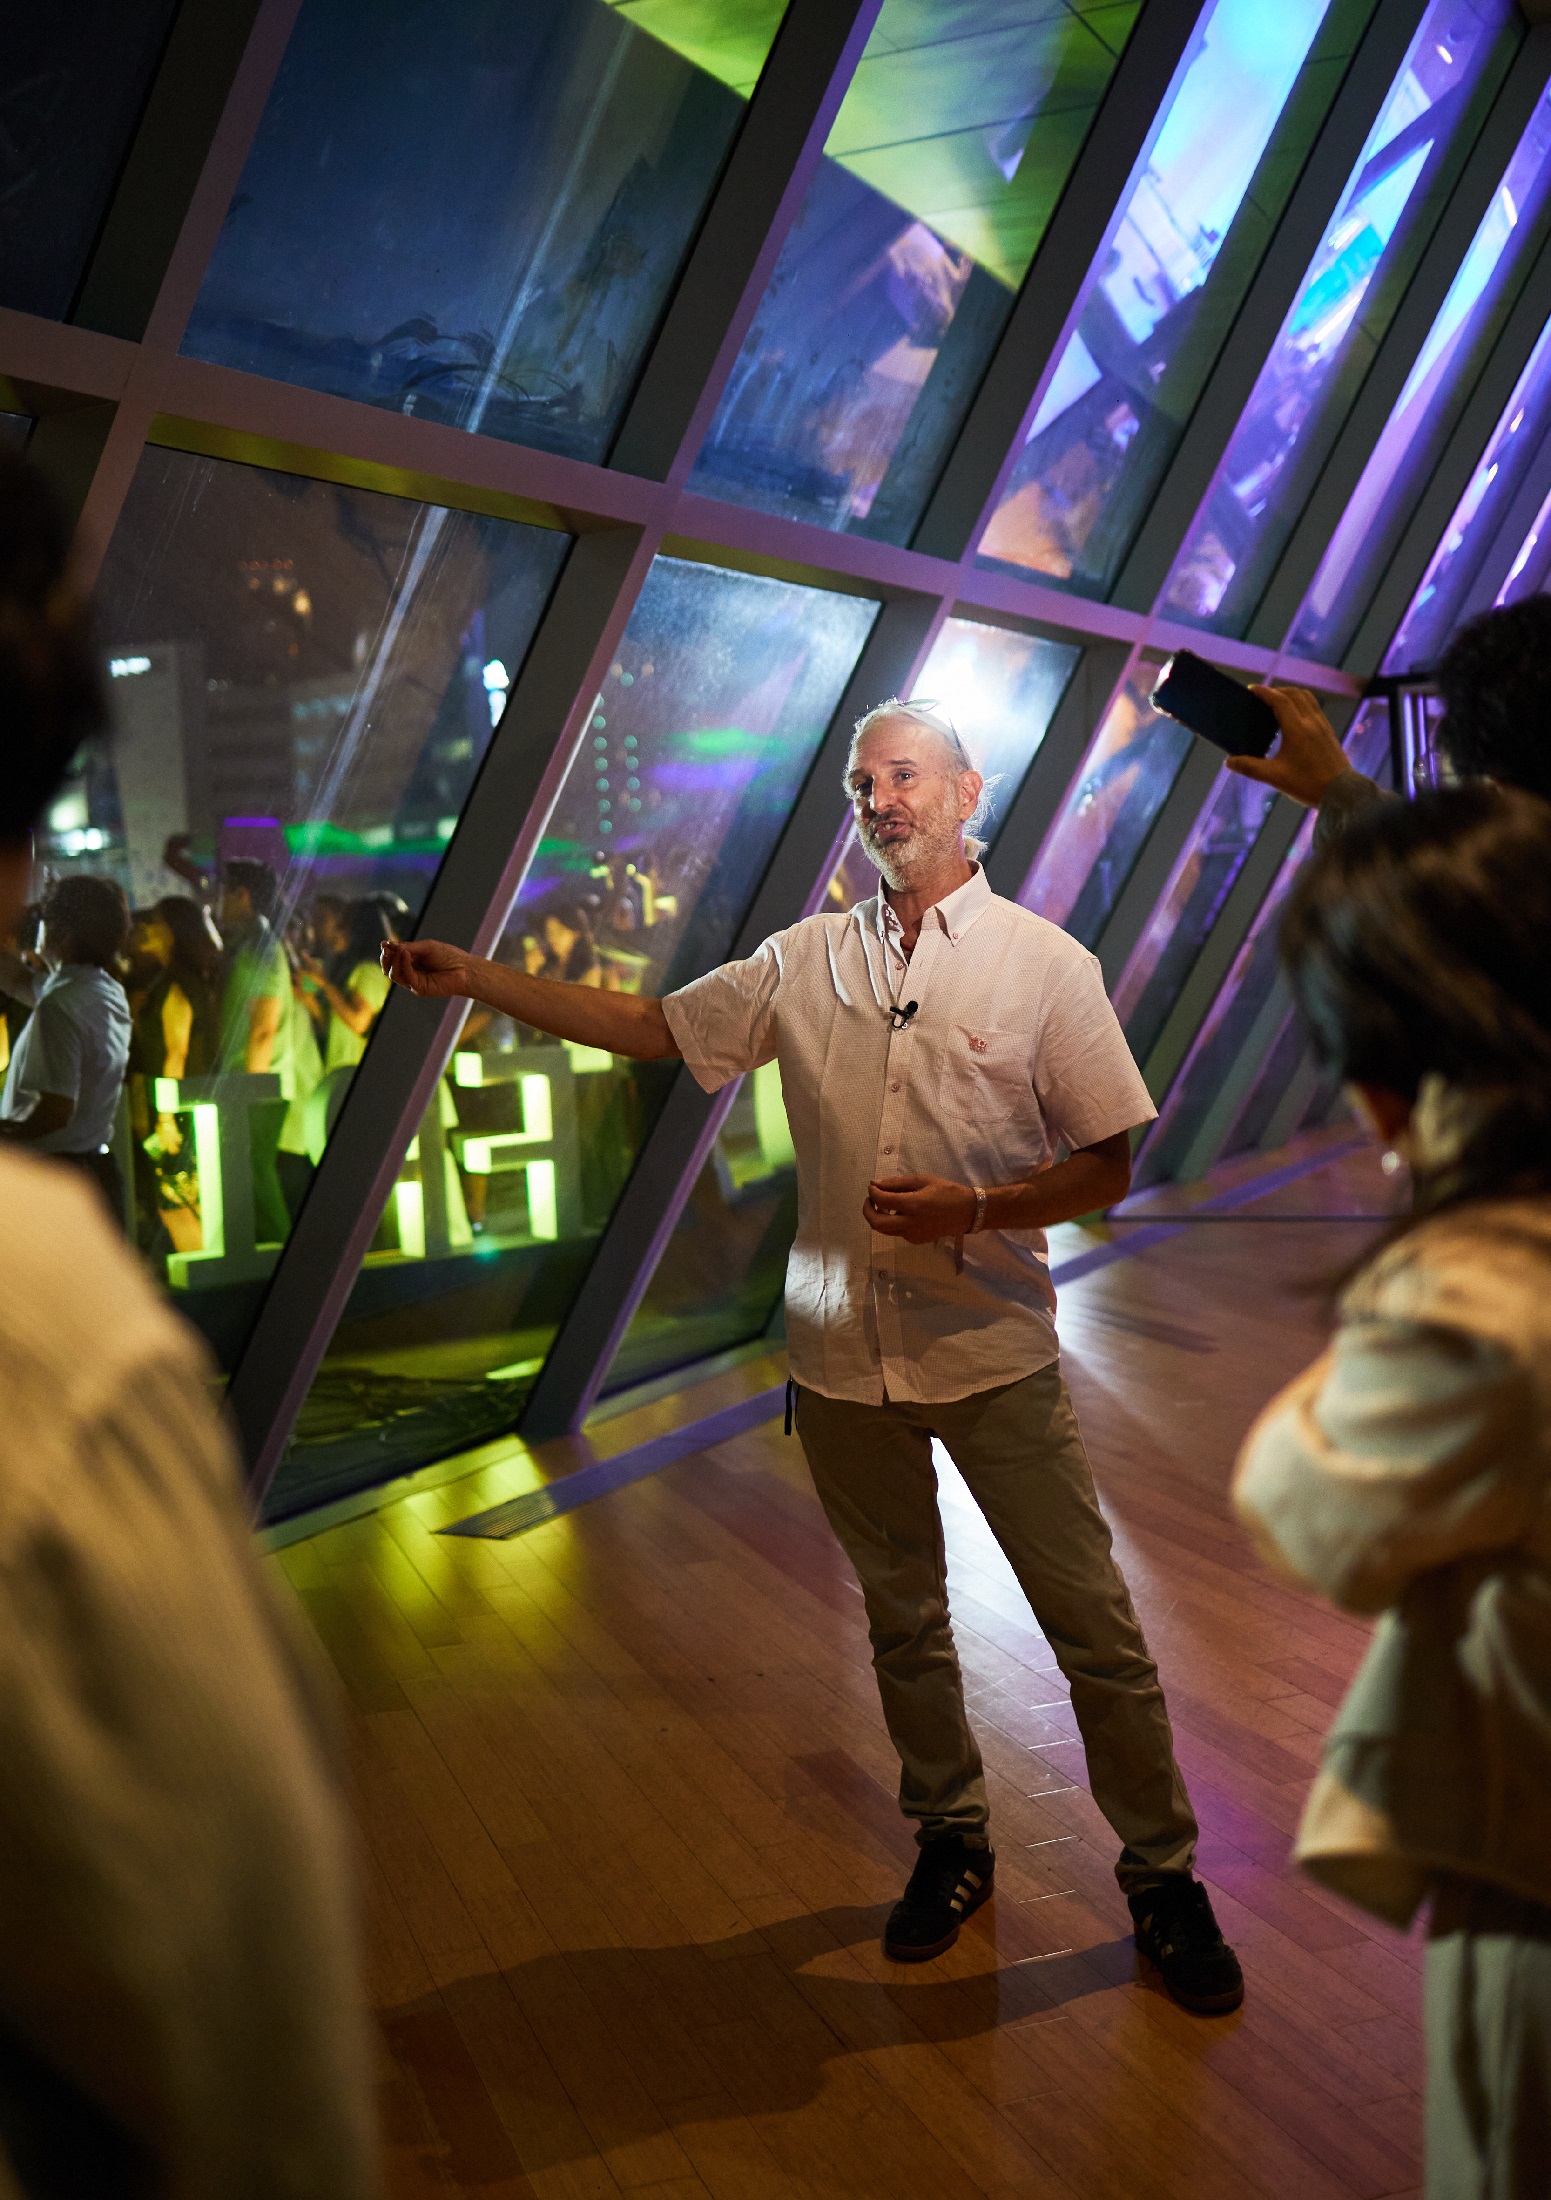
889, 1080, 901, 1092
882, 1144, 894, 1155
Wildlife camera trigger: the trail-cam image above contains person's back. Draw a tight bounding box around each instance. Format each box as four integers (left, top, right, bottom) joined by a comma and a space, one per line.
0, 1149, 376, 2195
1232, 784, 1551, 2196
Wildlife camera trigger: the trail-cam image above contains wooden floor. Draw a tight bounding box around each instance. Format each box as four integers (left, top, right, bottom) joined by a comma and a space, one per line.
276, 1132, 1428, 2200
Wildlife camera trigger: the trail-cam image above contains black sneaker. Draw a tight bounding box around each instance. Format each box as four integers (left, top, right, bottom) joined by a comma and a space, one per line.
883, 1835, 996, 1962
1128, 1876, 1244, 2014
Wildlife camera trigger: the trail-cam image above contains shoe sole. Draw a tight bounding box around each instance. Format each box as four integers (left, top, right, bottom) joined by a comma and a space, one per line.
1136, 1948, 1244, 2016
883, 1875, 994, 1964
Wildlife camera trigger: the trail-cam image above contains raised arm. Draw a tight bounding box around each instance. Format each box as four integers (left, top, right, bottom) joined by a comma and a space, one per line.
382, 938, 682, 1061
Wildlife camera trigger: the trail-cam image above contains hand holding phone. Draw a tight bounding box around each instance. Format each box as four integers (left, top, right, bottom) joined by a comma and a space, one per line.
1150, 651, 1278, 758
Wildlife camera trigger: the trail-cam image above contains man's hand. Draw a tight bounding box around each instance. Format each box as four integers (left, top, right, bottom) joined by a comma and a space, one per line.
1229, 686, 1351, 807
381, 939, 475, 999
865, 1174, 976, 1242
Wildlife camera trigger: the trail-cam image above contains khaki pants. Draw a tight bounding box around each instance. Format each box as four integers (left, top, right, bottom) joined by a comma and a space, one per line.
795, 1364, 1198, 1888
1426, 1876, 1551, 2197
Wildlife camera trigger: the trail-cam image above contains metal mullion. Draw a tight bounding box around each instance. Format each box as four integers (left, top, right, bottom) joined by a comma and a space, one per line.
609, 0, 886, 485
1091, 742, 1224, 988
1452, 412, 1551, 621
912, 0, 1208, 563
982, 641, 1137, 902
232, 525, 660, 1502
1112, 0, 1433, 617
517, 592, 948, 1443
1253, 26, 1551, 651
1172, 980, 1297, 1183
68, 0, 308, 582
1343, 221, 1551, 673
1139, 796, 1304, 1106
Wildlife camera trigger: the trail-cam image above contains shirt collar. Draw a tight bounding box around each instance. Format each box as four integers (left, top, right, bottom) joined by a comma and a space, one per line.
875, 862, 994, 948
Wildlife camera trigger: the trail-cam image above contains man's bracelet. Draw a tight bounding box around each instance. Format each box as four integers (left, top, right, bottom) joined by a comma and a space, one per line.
971, 1185, 988, 1234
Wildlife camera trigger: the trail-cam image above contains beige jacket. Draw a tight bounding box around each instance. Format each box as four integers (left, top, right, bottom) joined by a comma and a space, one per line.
0, 1151, 377, 2197
1233, 1199, 1551, 1927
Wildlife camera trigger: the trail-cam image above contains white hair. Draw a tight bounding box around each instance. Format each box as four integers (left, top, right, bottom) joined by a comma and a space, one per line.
846, 696, 999, 846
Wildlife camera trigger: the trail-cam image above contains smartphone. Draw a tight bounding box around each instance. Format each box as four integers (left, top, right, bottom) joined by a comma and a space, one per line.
1150, 651, 1278, 758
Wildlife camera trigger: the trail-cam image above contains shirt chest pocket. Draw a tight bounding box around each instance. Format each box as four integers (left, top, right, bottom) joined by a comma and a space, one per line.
937, 1025, 1033, 1125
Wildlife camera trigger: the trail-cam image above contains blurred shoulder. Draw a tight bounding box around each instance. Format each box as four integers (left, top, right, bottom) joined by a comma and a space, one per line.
0, 1150, 208, 1405
1345, 1199, 1551, 1369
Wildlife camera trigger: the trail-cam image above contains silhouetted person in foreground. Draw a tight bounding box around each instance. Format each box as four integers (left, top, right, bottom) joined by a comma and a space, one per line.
1236, 784, 1551, 2198
0, 453, 377, 2196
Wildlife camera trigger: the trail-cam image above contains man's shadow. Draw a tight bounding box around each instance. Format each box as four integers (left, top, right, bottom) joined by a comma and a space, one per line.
382, 1898, 1144, 2183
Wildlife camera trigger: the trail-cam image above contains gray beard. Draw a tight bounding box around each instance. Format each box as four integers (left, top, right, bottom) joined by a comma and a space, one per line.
859, 810, 964, 893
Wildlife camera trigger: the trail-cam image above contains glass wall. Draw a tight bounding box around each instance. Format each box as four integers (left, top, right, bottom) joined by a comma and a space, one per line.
1110, 767, 1278, 1064
1290, 73, 1551, 662
73, 448, 567, 1370
268, 556, 876, 1518
0, 6, 179, 320
1161, 0, 1517, 635
1134, 700, 1391, 1184
1385, 303, 1551, 670
1020, 656, 1188, 944
181, 0, 787, 462
600, 615, 1081, 1402
976, 0, 1365, 597
687, 0, 1140, 543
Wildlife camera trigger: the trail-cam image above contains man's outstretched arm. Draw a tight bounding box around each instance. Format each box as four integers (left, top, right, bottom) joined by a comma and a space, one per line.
382, 938, 682, 1061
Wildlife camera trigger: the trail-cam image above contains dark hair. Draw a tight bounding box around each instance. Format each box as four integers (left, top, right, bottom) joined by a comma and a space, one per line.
539, 899, 597, 984
1281, 784, 1551, 1222
0, 456, 107, 841
222, 858, 277, 922
345, 890, 408, 966
153, 893, 221, 990
43, 873, 130, 967
1436, 598, 1551, 799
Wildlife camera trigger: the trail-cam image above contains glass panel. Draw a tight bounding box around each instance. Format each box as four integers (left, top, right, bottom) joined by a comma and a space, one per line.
604, 615, 1080, 1401
1110, 768, 1277, 1064
1291, 74, 1551, 661
75, 449, 567, 1370
978, 0, 1364, 597
1385, 304, 1551, 669
688, 0, 1140, 543
1021, 657, 1189, 945
1161, 0, 1517, 637
270, 557, 876, 1520
182, 0, 788, 463
0, 5, 178, 320
1133, 700, 1390, 1184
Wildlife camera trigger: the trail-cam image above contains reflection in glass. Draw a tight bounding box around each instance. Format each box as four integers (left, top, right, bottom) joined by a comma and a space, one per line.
1134, 702, 1391, 1184
182, 0, 786, 462
1292, 79, 1551, 662
689, 0, 1139, 543
1111, 769, 1277, 1063
76, 449, 567, 1369
1385, 305, 1551, 670
0, 6, 179, 320
1162, 0, 1516, 636
1022, 661, 1189, 945
609, 616, 1080, 1401
271, 559, 876, 1519
978, 0, 1351, 597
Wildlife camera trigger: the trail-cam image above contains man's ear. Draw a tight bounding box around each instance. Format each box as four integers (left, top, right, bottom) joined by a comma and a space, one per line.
959, 771, 984, 823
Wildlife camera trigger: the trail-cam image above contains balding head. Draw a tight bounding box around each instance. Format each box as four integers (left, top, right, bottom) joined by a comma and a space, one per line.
845, 698, 984, 890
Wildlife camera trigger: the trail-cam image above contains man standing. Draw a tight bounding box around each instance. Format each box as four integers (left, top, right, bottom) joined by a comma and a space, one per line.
384, 699, 1243, 2014
0, 873, 132, 1220
217, 858, 295, 1244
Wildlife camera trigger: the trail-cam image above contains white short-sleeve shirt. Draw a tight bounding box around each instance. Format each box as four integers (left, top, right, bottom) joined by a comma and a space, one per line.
0, 965, 131, 1155
663, 865, 1155, 1404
